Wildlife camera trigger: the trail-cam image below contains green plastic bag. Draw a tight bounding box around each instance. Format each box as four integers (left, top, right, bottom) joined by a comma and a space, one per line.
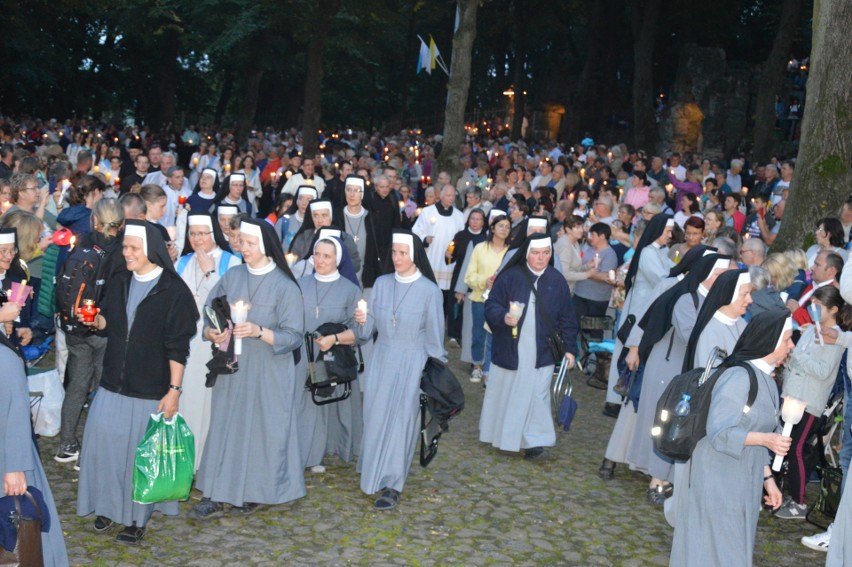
132, 413, 195, 504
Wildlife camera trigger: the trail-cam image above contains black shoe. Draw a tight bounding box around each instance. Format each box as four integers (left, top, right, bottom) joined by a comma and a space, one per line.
374, 488, 401, 510
598, 458, 616, 481
602, 402, 621, 418
116, 524, 146, 546
646, 485, 670, 506
523, 447, 551, 461
230, 502, 261, 516
188, 498, 224, 519
54, 441, 80, 463
93, 515, 114, 533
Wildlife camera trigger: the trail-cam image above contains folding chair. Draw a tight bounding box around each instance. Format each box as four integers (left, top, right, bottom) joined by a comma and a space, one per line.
576, 315, 615, 376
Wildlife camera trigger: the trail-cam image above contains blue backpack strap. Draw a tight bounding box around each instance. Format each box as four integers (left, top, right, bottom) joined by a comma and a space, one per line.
176, 254, 192, 276
218, 251, 235, 276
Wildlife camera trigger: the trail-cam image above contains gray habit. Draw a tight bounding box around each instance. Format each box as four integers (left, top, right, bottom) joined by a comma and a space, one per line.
1, 347, 69, 566
669, 363, 778, 567
296, 275, 369, 467
195, 265, 306, 506
358, 274, 445, 495
627, 289, 704, 479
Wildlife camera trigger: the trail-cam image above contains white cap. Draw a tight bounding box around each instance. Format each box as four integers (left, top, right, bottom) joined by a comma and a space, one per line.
240, 221, 265, 255
526, 237, 552, 259
528, 218, 547, 229
188, 215, 214, 230
711, 258, 731, 274
393, 233, 414, 257
298, 187, 319, 200
230, 173, 246, 184
310, 201, 333, 214
344, 176, 365, 191
734, 272, 752, 299
665, 219, 675, 228
775, 317, 793, 350
201, 168, 217, 178
318, 228, 341, 239
217, 206, 238, 216
125, 223, 148, 255
0, 232, 14, 245
489, 209, 507, 223
315, 235, 343, 265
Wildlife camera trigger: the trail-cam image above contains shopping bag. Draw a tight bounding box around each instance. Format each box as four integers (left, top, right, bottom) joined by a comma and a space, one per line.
132, 413, 195, 504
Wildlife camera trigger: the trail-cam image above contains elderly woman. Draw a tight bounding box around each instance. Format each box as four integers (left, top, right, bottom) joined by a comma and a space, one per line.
289, 199, 360, 273
357, 230, 445, 510
670, 310, 793, 566
175, 212, 240, 470
1, 284, 70, 565
480, 234, 579, 460
76, 220, 198, 545
296, 236, 367, 473
191, 219, 305, 518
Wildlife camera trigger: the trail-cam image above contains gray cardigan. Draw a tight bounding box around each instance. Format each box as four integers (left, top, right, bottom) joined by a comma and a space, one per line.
782, 325, 844, 417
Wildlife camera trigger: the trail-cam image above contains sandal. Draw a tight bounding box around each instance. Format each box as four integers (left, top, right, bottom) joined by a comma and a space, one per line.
646, 484, 670, 506
115, 525, 146, 546
598, 459, 616, 481
374, 488, 400, 511
93, 515, 114, 533
188, 498, 225, 519
230, 502, 261, 516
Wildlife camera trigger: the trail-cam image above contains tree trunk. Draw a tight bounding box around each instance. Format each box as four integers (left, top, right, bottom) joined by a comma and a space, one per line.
234, 67, 265, 145
214, 69, 234, 125
510, 0, 528, 141
435, 0, 478, 183
563, 0, 609, 143
152, 29, 181, 131
302, 0, 341, 157
629, 0, 661, 151
752, 0, 802, 163
772, 0, 852, 252
398, 4, 418, 124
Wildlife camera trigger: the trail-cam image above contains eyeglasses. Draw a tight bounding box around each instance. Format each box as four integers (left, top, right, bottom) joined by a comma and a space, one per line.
188, 231, 212, 238
0, 247, 17, 258
344, 188, 362, 194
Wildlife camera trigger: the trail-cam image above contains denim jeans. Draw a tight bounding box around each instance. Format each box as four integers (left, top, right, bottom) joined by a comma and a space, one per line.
470, 301, 486, 366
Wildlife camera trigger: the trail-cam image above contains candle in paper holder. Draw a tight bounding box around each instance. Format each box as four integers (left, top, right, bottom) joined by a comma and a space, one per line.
772, 396, 807, 471
508, 301, 525, 340
231, 301, 250, 356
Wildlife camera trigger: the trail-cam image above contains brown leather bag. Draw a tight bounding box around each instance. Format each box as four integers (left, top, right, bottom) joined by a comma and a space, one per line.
0, 492, 45, 567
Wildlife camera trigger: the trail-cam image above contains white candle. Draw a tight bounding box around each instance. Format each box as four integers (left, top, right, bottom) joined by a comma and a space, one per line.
231, 300, 250, 356
357, 299, 368, 322
285, 253, 297, 267
772, 396, 807, 471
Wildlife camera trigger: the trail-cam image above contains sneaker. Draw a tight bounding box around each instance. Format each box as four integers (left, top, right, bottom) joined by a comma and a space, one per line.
470, 368, 483, 383
54, 443, 80, 463
801, 524, 831, 552
310, 464, 326, 473
775, 499, 808, 520
187, 498, 224, 519
74, 463, 80, 472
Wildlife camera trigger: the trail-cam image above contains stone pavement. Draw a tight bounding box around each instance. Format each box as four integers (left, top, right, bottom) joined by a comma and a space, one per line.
38, 346, 827, 566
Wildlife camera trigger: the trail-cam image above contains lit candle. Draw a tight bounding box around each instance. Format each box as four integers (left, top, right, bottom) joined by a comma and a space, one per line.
772, 397, 807, 471
93, 165, 100, 173
285, 171, 293, 179
285, 252, 297, 267
178, 195, 187, 206
193, 156, 199, 165
508, 301, 525, 340
225, 163, 231, 173
230, 300, 250, 356
742, 186, 749, 196
80, 299, 99, 323
594, 252, 600, 269
357, 299, 368, 322
608, 269, 616, 282
105, 172, 112, 181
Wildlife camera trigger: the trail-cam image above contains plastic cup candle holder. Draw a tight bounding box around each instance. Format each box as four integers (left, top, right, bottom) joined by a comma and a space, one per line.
80, 299, 98, 323
509, 301, 525, 340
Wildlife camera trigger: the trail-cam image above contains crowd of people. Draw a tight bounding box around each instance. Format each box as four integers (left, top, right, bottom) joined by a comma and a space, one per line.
0, 116, 850, 566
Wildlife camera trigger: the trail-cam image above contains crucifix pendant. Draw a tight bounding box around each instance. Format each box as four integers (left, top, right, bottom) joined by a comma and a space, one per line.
315, 306, 320, 318
392, 315, 397, 327
353, 235, 360, 243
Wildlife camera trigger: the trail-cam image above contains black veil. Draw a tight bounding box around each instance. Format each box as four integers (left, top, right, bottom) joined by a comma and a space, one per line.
625, 213, 671, 294
181, 211, 231, 257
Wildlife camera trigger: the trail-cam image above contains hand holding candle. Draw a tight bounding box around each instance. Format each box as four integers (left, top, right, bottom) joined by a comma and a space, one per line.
231, 300, 250, 355
285, 252, 297, 267
508, 301, 525, 339
79, 299, 99, 323
772, 396, 807, 471
356, 299, 368, 325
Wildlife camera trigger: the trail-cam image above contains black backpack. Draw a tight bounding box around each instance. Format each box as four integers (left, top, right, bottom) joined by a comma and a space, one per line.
419, 357, 465, 466
652, 355, 758, 462
55, 244, 108, 336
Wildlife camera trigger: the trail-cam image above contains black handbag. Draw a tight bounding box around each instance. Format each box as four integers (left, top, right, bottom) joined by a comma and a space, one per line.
304, 322, 359, 406
521, 271, 566, 361
0, 491, 44, 567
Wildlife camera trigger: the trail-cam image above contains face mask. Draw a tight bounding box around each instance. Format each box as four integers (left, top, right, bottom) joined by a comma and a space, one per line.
577, 199, 588, 206
617, 179, 626, 187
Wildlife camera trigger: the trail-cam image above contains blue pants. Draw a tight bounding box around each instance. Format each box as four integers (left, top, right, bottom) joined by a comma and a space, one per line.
484, 332, 493, 374
470, 302, 486, 366
840, 389, 851, 491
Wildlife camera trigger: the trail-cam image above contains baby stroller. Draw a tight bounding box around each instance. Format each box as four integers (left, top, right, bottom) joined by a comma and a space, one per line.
577, 315, 615, 389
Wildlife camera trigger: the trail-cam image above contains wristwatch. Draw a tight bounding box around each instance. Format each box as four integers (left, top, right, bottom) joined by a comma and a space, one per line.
334, 334, 340, 345
169, 385, 183, 394
256, 326, 264, 339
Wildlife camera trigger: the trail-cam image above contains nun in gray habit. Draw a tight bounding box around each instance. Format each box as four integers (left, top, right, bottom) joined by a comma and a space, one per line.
670, 309, 791, 567
77, 220, 198, 545
0, 246, 70, 564
356, 230, 445, 511
191, 219, 305, 518
296, 234, 370, 472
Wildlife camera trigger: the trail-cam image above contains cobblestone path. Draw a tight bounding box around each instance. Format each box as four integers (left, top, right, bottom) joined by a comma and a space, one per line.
39, 346, 826, 565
